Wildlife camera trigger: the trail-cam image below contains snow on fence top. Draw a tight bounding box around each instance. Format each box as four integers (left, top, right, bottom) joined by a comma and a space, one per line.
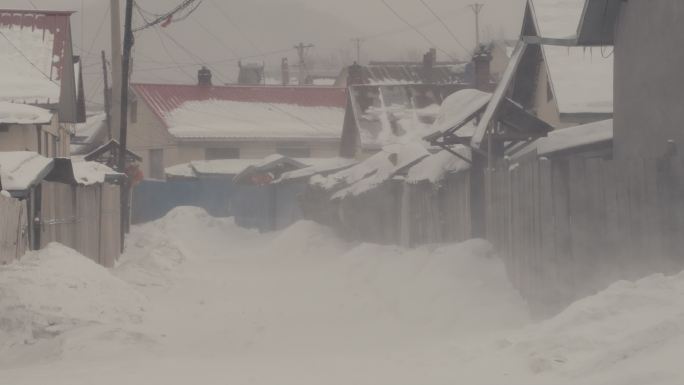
277, 158, 357, 183
0, 10, 72, 104
0, 102, 52, 124
537, 118, 613, 155
0, 151, 53, 192
71, 160, 120, 186
311, 143, 429, 199
166, 99, 345, 140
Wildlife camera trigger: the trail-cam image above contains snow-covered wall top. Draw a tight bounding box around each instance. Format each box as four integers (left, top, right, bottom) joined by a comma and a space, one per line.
0, 102, 52, 124
0, 151, 53, 192
166, 100, 344, 140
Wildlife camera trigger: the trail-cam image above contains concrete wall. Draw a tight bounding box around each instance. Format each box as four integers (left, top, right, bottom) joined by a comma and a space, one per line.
614, 0, 684, 160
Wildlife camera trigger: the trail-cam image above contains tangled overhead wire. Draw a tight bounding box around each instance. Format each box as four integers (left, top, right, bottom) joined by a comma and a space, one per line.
133, 0, 202, 32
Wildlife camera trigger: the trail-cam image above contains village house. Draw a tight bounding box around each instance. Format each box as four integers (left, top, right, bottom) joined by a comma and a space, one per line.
127, 70, 347, 179
0, 9, 85, 158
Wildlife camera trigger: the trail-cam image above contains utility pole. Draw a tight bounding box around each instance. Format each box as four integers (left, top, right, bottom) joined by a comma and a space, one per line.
101, 50, 112, 140
351, 37, 364, 64
470, 3, 485, 49
294, 42, 314, 86
110, 0, 122, 141
119, 0, 134, 243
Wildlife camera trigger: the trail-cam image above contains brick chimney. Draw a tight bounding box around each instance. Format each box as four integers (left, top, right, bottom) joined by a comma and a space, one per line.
198, 66, 212, 86
473, 44, 492, 91
281, 58, 290, 86
422, 48, 437, 83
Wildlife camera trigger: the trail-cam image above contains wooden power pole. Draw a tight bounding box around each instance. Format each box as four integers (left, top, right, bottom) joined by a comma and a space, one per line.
351, 37, 364, 64
470, 3, 485, 49
101, 50, 112, 140
110, 0, 122, 141
118, 0, 135, 242
294, 42, 314, 85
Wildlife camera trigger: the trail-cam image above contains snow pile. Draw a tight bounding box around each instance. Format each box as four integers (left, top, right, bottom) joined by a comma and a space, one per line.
166, 100, 344, 139
277, 157, 357, 182
0, 243, 146, 366
115, 207, 259, 287
0, 102, 52, 124
484, 271, 684, 383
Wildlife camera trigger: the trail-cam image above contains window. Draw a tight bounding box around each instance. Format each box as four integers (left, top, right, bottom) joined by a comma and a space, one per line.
205, 147, 240, 160
130, 100, 138, 123
276, 147, 310, 158
51, 135, 58, 157
149, 149, 164, 180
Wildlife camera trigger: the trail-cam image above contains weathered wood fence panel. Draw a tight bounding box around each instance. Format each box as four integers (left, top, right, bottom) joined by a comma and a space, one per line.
487, 152, 684, 314
335, 172, 472, 246
0, 195, 28, 264
40, 182, 121, 267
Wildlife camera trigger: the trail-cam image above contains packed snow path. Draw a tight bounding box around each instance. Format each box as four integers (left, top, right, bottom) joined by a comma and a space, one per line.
1, 207, 683, 384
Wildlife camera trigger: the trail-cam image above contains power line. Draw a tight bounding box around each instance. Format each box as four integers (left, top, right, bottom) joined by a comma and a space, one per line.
190, 17, 240, 60
150, 24, 196, 82
0, 30, 59, 86
379, 0, 459, 62
418, 0, 471, 55
207, 0, 264, 56
133, 0, 203, 32
157, 27, 230, 83
85, 4, 111, 57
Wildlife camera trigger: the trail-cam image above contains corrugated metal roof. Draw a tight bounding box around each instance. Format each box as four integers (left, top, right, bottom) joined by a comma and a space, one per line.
132, 83, 347, 127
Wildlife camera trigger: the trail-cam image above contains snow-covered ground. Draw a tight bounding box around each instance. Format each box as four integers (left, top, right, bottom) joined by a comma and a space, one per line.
0, 207, 682, 384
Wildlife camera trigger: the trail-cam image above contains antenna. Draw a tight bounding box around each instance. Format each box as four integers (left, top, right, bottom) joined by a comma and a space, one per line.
470, 3, 485, 49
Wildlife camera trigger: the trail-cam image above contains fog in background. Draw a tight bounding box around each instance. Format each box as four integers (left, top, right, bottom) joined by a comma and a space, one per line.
5, 0, 525, 109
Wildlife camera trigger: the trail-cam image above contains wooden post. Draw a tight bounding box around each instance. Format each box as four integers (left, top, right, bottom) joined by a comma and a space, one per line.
118, 0, 134, 246
101, 50, 112, 140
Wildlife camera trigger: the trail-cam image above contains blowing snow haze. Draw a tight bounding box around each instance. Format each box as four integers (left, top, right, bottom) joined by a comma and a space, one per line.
4, 0, 523, 91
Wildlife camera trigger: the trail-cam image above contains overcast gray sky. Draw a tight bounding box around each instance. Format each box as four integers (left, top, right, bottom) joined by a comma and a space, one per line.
4, 0, 526, 107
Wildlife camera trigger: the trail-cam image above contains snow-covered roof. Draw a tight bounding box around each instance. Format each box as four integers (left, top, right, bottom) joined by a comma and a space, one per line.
431, 89, 491, 136
166, 100, 345, 140
0, 10, 71, 105
0, 102, 53, 124
74, 113, 107, 141
312, 143, 428, 198
277, 158, 357, 183
537, 118, 612, 155
71, 160, 120, 186
0, 151, 53, 192
530, 0, 613, 114
347, 84, 461, 151
406, 147, 471, 184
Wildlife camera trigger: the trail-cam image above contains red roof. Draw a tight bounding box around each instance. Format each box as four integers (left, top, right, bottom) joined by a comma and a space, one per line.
132, 83, 347, 127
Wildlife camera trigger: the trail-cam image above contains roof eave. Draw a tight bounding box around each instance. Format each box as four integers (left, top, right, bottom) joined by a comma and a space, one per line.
575, 0, 621, 46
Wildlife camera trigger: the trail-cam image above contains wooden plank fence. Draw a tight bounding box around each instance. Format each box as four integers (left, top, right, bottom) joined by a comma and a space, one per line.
333, 172, 472, 246
487, 152, 684, 315
0, 194, 28, 264
40, 181, 121, 267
